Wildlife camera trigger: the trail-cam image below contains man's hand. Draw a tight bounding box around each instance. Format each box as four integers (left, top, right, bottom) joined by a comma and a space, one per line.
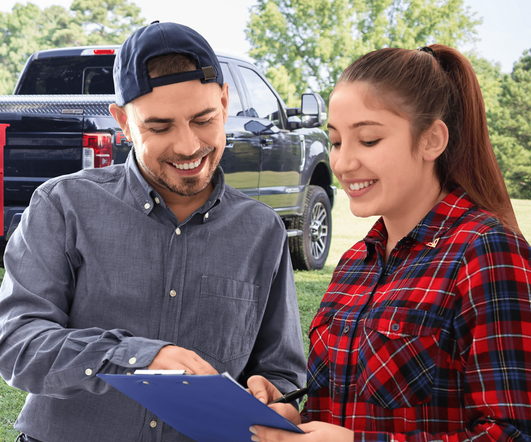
247, 375, 302, 425
148, 345, 217, 375
250, 421, 354, 442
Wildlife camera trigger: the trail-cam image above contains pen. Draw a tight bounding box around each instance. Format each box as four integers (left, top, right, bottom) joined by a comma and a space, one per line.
268, 387, 308, 404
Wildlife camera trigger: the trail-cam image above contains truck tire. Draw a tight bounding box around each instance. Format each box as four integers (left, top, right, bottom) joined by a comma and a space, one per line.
290, 185, 332, 270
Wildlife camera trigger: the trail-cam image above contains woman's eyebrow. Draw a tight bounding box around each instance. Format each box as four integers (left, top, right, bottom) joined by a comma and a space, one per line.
327, 120, 383, 131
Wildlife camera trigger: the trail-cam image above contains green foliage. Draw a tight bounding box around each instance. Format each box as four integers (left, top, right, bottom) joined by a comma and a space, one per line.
0, 0, 146, 94
245, 0, 480, 102
471, 49, 531, 199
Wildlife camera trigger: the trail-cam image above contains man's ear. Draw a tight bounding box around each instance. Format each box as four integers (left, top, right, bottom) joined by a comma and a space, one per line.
420, 119, 448, 162
109, 103, 130, 140
220, 82, 229, 124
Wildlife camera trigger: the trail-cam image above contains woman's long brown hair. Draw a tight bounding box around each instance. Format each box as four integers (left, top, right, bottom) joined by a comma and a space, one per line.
337, 44, 520, 234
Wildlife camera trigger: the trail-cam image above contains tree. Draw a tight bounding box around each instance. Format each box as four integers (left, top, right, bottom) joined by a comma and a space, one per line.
487, 50, 531, 199
245, 0, 480, 104
70, 0, 144, 45
0, 0, 145, 94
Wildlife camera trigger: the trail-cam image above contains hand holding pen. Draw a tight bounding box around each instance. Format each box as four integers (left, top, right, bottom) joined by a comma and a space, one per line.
268, 387, 308, 404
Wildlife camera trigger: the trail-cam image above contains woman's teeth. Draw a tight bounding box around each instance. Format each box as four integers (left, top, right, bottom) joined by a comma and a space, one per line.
173, 158, 202, 170
349, 180, 375, 191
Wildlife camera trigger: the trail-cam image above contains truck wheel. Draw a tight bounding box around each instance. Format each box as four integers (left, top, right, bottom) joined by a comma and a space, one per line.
290, 186, 332, 270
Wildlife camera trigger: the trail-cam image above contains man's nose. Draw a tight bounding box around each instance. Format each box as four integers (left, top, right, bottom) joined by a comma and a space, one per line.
172, 126, 201, 157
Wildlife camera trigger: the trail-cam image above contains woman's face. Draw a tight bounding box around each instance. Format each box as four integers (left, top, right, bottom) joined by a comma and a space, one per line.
328, 82, 440, 225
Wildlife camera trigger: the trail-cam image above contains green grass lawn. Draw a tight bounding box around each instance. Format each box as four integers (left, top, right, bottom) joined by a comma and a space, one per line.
0, 192, 530, 440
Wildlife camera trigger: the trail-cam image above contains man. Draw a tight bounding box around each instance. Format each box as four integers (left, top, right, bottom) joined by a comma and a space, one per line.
0, 21, 306, 442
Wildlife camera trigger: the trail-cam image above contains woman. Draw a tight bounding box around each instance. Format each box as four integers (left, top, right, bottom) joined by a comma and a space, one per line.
248, 45, 531, 441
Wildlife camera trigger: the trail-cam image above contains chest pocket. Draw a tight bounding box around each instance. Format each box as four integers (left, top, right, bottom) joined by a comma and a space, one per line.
307, 307, 335, 391
356, 307, 443, 410
194, 275, 259, 363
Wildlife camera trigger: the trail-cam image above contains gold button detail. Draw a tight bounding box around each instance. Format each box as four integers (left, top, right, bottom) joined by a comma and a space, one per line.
144, 203, 151, 210
129, 357, 137, 365
85, 368, 93, 376
170, 290, 177, 298
175, 228, 181, 235
150, 420, 157, 428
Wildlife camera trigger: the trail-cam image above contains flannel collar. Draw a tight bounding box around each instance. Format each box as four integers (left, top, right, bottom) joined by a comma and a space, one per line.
364, 188, 477, 252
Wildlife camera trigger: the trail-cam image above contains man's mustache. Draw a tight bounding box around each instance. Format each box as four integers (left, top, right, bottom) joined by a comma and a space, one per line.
163, 146, 215, 163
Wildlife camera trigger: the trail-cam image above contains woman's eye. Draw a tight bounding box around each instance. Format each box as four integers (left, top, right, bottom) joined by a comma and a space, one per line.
361, 139, 380, 147
331, 141, 341, 149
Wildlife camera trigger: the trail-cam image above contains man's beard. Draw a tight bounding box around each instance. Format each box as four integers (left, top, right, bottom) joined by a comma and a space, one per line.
136, 146, 218, 197
153, 166, 216, 197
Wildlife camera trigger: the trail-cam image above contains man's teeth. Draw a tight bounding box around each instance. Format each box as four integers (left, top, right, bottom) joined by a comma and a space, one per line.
349, 180, 375, 191
173, 158, 202, 170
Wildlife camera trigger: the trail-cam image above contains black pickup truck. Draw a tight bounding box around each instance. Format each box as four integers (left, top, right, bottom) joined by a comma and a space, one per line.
0, 46, 335, 270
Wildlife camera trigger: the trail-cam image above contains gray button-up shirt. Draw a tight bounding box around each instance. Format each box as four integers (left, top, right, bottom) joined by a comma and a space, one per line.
0, 151, 306, 442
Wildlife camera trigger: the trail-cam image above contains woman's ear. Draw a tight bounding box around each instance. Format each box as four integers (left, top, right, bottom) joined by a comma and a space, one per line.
420, 119, 449, 162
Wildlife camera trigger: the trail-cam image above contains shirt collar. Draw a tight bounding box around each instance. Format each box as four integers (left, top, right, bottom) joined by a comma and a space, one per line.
125, 150, 225, 216
364, 188, 477, 250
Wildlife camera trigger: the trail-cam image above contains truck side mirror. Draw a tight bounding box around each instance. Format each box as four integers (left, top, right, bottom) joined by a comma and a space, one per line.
301, 93, 327, 128
244, 120, 279, 135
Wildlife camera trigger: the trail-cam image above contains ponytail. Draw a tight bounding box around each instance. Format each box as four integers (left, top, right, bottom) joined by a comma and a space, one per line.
338, 45, 520, 234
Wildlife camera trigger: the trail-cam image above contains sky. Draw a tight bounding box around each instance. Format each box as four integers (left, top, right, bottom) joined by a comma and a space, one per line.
1, 0, 530, 73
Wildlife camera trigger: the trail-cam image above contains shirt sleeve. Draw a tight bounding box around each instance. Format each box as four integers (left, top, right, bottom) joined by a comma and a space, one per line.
353, 228, 531, 442
239, 234, 307, 394
0, 188, 173, 398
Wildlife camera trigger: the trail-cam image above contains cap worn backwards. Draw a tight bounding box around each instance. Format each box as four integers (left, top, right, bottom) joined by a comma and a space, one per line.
113, 21, 224, 106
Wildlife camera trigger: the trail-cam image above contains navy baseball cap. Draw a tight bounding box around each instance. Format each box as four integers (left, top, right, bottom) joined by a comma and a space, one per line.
113, 21, 224, 106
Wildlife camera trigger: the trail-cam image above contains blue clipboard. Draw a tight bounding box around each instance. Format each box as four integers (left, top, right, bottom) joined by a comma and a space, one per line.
98, 372, 304, 442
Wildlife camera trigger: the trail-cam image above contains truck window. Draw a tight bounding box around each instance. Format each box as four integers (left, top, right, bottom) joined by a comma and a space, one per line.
220, 63, 244, 117
17, 55, 116, 95
238, 66, 281, 127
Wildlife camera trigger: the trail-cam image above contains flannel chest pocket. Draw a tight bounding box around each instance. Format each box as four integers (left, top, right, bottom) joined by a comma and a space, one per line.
356, 307, 443, 410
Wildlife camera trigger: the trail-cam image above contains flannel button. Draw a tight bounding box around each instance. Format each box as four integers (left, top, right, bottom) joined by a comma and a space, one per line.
391, 323, 400, 332
343, 325, 350, 334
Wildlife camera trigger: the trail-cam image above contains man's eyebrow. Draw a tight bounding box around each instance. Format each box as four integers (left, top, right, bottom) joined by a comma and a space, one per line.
143, 107, 218, 125
191, 107, 217, 120
143, 117, 174, 125
327, 120, 383, 130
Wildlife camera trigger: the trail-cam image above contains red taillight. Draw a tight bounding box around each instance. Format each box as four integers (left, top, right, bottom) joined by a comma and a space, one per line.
83, 133, 112, 168
93, 49, 116, 55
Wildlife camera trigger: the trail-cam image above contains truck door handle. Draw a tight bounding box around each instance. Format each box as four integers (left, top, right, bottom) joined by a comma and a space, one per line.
225, 133, 235, 148
261, 137, 274, 150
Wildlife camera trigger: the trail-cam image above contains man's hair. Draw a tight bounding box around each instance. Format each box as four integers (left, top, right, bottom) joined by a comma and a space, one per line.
147, 53, 196, 78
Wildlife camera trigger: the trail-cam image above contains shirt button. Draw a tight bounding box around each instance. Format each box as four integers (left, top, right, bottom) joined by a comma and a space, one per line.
343, 325, 350, 334
391, 323, 400, 332
175, 228, 181, 235
154, 197, 160, 204
205, 212, 209, 219
144, 203, 151, 210
170, 290, 177, 298
85, 368, 93, 376
150, 420, 157, 428
129, 357, 137, 365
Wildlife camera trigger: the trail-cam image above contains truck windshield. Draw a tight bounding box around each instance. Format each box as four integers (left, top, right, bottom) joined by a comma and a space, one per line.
17, 55, 116, 95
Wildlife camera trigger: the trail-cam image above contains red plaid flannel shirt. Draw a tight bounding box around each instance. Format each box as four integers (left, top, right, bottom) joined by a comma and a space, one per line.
304, 188, 531, 441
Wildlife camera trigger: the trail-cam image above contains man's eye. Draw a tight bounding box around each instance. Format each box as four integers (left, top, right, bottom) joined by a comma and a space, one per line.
195, 118, 212, 126
150, 127, 170, 134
